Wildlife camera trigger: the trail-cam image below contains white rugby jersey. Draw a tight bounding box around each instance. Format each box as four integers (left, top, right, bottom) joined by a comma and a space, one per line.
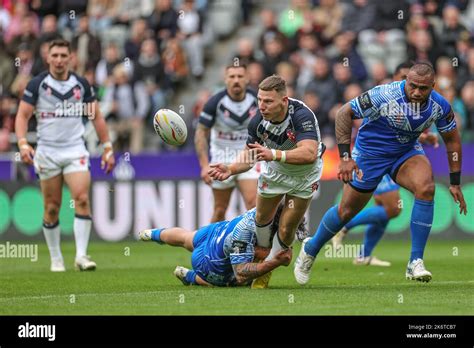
22, 71, 96, 147
247, 98, 324, 176
198, 88, 258, 163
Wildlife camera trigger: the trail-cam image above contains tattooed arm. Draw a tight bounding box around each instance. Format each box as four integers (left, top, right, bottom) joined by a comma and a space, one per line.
231, 249, 292, 285
335, 103, 360, 182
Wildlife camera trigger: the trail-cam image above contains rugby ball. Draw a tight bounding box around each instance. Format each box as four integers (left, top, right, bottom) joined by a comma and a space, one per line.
153, 109, 188, 146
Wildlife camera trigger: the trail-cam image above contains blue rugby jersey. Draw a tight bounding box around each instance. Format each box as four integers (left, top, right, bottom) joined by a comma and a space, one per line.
350, 80, 455, 157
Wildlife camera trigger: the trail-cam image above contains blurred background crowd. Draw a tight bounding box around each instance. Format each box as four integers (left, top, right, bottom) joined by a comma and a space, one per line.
0, 0, 473, 155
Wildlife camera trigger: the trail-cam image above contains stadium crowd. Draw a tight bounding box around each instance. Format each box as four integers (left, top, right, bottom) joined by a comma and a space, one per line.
0, 0, 474, 155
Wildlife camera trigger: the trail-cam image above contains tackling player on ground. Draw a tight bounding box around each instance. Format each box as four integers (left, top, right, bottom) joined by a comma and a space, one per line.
195, 64, 259, 223
15, 39, 115, 272
209, 75, 324, 288
138, 203, 305, 287
295, 62, 467, 284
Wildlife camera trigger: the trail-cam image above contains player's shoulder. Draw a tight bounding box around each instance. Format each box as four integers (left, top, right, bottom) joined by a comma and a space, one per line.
288, 98, 317, 122
26, 71, 49, 89
430, 89, 451, 112
69, 71, 90, 88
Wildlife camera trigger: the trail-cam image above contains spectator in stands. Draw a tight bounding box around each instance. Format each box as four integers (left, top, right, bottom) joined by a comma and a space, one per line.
439, 4, 468, 58
247, 61, 264, 91
332, 62, 356, 104
162, 38, 189, 86
357, 0, 408, 72
133, 38, 168, 112
0, 94, 15, 152
278, 0, 308, 38
0, 2, 11, 36
292, 32, 320, 95
31, 41, 50, 76
305, 55, 337, 128
234, 38, 260, 67
435, 56, 457, 92
30, 0, 58, 19
312, 0, 344, 45
4, 2, 40, 44
95, 43, 123, 87
259, 34, 289, 76
0, 40, 15, 94
407, 29, 443, 64
7, 14, 38, 57
177, 0, 205, 79
124, 19, 149, 62
57, 0, 88, 36
461, 80, 474, 133
104, 64, 150, 154
326, 31, 367, 82
72, 15, 102, 75
33, 14, 63, 56
341, 0, 375, 35
111, 0, 150, 27
87, 0, 116, 35
259, 9, 287, 50
275, 61, 297, 89
10, 43, 34, 98
458, 46, 474, 91
148, 0, 179, 46
367, 61, 390, 88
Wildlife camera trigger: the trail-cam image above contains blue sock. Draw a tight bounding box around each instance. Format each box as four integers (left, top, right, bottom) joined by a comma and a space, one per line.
151, 228, 165, 244
410, 199, 434, 262
185, 270, 198, 285
345, 206, 389, 230
361, 222, 387, 257
305, 205, 345, 257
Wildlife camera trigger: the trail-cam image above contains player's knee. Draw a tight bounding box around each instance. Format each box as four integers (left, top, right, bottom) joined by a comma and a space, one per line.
44, 203, 60, 221
74, 193, 90, 210
338, 206, 354, 223
277, 225, 295, 246
385, 203, 401, 218
416, 182, 435, 201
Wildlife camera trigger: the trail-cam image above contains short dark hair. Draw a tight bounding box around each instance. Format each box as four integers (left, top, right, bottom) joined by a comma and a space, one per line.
226, 60, 247, 70
48, 39, 71, 52
393, 62, 413, 76
258, 75, 287, 95
410, 61, 435, 77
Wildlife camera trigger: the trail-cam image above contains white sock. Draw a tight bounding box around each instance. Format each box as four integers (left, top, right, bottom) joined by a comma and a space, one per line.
255, 220, 273, 248
74, 215, 92, 259
265, 232, 292, 261
43, 221, 63, 261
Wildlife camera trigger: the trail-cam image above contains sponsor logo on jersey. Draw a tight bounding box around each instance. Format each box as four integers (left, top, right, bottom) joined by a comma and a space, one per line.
358, 92, 373, 110
73, 87, 81, 100
232, 240, 248, 253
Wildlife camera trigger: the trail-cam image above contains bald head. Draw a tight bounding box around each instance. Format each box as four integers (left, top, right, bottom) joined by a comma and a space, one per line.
410, 62, 435, 79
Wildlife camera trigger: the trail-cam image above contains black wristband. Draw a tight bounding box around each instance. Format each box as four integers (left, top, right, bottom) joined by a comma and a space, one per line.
338, 144, 351, 158
450, 171, 461, 185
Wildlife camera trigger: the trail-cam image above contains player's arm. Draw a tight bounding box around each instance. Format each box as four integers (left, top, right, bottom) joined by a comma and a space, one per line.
15, 101, 35, 165
439, 121, 467, 215
194, 123, 212, 184
248, 139, 318, 164
89, 100, 115, 173
208, 145, 256, 181
232, 249, 291, 285
335, 102, 360, 182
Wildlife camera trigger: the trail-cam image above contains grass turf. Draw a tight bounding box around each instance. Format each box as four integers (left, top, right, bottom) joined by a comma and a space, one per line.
0, 239, 473, 315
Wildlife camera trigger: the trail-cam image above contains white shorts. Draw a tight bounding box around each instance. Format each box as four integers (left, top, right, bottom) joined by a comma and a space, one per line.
34, 143, 90, 180
211, 162, 261, 190
257, 158, 323, 199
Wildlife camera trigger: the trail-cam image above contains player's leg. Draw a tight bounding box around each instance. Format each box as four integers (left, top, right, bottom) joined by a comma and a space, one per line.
63, 171, 96, 271
350, 190, 400, 266
211, 187, 234, 223
236, 179, 257, 210
140, 227, 196, 252
39, 174, 65, 271
393, 154, 435, 282
173, 266, 212, 286
254, 193, 284, 248
294, 184, 373, 285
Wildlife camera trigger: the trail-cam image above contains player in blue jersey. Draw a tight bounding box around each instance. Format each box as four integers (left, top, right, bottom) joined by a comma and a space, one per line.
209, 75, 324, 288
331, 62, 440, 267
295, 62, 467, 284
138, 203, 307, 287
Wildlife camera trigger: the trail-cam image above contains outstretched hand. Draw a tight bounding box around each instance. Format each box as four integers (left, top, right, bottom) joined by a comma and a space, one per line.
208, 163, 232, 181
337, 158, 362, 183
449, 185, 467, 215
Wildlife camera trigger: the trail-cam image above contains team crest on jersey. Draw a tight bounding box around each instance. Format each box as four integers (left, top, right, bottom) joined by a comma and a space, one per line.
358, 92, 373, 110
224, 110, 230, 118
79, 156, 86, 165
73, 87, 81, 100
232, 240, 247, 253
259, 181, 268, 191
249, 106, 257, 118
46, 87, 52, 96
286, 129, 296, 142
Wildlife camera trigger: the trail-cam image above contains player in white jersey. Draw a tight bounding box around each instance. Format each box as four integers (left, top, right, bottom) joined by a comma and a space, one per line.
15, 39, 115, 272
195, 64, 259, 222
209, 75, 324, 288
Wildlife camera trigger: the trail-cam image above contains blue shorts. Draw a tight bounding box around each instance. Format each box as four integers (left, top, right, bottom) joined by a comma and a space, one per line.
374, 174, 400, 195
191, 222, 232, 286
350, 144, 424, 192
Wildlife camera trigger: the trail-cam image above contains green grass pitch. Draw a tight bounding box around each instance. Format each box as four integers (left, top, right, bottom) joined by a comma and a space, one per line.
1, 240, 473, 315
